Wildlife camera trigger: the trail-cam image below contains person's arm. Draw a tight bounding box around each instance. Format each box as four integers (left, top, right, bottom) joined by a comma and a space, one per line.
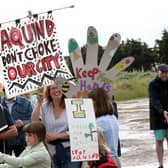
0, 125, 17, 140
0, 106, 17, 140
46, 132, 69, 142
31, 102, 41, 121
0, 163, 13, 168
0, 149, 49, 167
31, 89, 44, 122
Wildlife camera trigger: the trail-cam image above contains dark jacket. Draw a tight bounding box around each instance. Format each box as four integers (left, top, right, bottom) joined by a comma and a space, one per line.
149, 77, 168, 130
0, 106, 14, 153
1, 96, 33, 146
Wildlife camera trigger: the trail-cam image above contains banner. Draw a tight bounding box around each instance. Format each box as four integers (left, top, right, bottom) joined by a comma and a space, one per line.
0, 12, 74, 98
65, 98, 99, 161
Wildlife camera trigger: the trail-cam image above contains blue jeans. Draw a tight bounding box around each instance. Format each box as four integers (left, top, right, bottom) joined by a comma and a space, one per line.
53, 147, 81, 168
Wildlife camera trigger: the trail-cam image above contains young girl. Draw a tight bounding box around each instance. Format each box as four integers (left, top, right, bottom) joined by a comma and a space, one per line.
82, 127, 118, 168
0, 121, 52, 168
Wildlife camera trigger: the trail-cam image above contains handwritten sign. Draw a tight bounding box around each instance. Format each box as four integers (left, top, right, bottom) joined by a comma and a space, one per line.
68, 27, 135, 98
0, 13, 73, 98
55, 26, 134, 98
65, 98, 99, 161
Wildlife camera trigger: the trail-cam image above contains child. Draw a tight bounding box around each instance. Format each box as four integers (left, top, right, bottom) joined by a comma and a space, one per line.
82, 127, 118, 168
0, 121, 52, 168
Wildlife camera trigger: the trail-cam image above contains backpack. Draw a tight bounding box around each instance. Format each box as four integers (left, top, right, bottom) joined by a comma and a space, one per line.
89, 153, 118, 168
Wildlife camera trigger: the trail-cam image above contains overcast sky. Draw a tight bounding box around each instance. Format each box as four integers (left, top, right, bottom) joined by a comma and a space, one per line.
0, 0, 168, 55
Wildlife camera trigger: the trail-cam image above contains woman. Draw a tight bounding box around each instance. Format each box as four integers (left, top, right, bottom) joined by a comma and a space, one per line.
0, 121, 51, 168
88, 88, 121, 168
31, 84, 81, 168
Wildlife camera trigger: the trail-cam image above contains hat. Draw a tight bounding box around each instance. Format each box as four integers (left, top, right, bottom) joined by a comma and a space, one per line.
157, 64, 168, 72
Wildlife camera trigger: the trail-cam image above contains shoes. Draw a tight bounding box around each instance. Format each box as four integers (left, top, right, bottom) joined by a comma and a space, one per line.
158, 166, 163, 168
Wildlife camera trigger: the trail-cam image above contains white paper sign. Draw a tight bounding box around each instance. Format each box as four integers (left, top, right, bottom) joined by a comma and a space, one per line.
65, 98, 99, 161
0, 12, 74, 98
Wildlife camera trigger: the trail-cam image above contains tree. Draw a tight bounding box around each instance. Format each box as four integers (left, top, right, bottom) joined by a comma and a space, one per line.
154, 29, 168, 64
109, 39, 155, 71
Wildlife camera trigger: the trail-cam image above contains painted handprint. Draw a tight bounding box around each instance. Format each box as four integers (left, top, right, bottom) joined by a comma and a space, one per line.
56, 26, 134, 98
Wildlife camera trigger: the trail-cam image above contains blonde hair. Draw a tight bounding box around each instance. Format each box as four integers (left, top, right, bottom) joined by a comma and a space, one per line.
97, 127, 110, 155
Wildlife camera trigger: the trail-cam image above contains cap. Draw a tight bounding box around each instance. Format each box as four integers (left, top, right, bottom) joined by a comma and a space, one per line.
157, 64, 168, 72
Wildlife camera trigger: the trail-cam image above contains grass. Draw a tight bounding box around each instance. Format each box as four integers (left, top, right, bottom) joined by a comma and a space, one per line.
112, 71, 156, 101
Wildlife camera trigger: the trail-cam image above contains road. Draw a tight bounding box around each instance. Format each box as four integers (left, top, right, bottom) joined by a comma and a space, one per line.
118, 99, 168, 167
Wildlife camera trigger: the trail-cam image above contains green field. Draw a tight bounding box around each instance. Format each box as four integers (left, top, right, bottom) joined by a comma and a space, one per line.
112, 71, 156, 101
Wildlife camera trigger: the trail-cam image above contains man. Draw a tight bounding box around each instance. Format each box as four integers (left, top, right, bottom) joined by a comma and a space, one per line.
2, 90, 33, 156
149, 64, 168, 168
0, 103, 17, 153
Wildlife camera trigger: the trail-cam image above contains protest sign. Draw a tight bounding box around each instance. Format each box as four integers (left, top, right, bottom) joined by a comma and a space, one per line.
0, 12, 74, 98
65, 98, 99, 161
66, 26, 134, 98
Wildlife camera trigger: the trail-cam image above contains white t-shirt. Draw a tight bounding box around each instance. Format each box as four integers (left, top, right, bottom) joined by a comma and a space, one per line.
5, 98, 16, 114
40, 102, 69, 156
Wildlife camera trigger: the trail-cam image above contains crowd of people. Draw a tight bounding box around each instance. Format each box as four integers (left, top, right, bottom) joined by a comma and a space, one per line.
1, 63, 168, 168
0, 82, 121, 168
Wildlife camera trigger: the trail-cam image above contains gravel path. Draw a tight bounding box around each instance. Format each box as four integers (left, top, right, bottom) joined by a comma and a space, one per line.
118, 99, 168, 167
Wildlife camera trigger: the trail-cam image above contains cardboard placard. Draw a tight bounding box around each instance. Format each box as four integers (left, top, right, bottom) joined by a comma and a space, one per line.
65, 98, 99, 161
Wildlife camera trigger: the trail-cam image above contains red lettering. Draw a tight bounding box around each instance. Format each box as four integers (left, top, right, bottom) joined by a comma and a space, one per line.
10, 28, 25, 49
76, 68, 82, 79
35, 20, 45, 40
17, 64, 27, 78
88, 70, 93, 78
83, 149, 86, 154
8, 67, 17, 80
76, 67, 99, 80
22, 24, 34, 43
76, 155, 81, 160
41, 57, 49, 71
72, 150, 78, 155
27, 62, 36, 77
1, 29, 12, 51
91, 68, 99, 80
36, 60, 43, 73
79, 150, 82, 155
82, 70, 87, 78
46, 20, 55, 37
52, 53, 60, 69
96, 153, 99, 159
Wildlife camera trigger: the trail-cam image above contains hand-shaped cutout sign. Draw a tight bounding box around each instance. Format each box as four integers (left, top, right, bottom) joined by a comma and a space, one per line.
56, 26, 134, 98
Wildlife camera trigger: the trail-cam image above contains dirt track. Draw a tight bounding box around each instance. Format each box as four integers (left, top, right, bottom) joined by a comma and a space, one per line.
118, 99, 168, 167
